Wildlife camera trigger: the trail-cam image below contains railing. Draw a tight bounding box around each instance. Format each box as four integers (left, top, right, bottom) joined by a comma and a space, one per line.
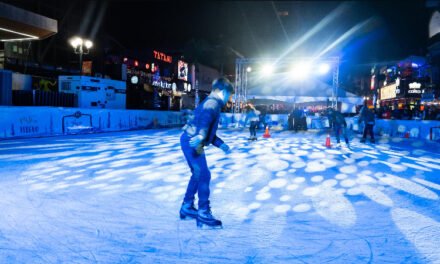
12, 90, 77, 107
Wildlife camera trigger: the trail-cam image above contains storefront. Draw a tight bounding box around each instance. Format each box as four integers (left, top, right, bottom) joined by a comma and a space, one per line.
120, 49, 191, 111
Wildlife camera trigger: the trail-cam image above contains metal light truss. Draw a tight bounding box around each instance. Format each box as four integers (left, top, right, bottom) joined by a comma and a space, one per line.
234, 57, 340, 113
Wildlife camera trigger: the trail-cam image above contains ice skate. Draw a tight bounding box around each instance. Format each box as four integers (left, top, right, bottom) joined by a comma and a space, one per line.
252, 136, 257, 141
370, 138, 375, 143
360, 138, 366, 143
196, 208, 223, 229
179, 202, 198, 220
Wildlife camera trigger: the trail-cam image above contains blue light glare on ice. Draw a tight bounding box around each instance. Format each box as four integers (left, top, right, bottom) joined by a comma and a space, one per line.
0, 128, 439, 263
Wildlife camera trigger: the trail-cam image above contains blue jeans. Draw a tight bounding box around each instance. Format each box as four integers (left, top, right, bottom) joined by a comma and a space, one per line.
180, 133, 211, 210
333, 124, 349, 144
249, 121, 258, 137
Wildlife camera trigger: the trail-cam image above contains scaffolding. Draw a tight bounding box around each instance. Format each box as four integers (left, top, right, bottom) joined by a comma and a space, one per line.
234, 57, 340, 113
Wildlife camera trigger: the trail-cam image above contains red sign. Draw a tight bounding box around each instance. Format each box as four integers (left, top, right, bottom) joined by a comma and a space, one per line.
82, 61, 92, 76
153, 50, 172, 63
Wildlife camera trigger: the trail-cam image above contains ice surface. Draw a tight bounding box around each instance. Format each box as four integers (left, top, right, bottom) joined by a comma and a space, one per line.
0, 128, 439, 263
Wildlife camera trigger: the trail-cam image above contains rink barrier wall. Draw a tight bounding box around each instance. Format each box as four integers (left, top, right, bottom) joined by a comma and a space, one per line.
219, 113, 440, 141
0, 106, 185, 139
1, 107, 439, 140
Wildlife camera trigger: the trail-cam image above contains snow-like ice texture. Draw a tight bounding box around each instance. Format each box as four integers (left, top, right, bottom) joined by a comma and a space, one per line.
0, 128, 440, 263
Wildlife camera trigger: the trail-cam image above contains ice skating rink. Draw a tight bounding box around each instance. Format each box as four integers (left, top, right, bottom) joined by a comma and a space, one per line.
0, 128, 440, 263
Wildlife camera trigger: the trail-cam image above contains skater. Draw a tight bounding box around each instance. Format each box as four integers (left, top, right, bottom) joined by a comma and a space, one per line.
179, 77, 233, 228
358, 105, 375, 143
245, 103, 260, 141
327, 107, 349, 147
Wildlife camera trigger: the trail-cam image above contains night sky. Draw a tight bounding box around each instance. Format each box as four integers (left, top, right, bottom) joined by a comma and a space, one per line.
3, 0, 433, 75
104, 1, 430, 62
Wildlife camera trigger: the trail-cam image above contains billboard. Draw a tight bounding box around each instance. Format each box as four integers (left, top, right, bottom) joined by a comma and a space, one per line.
178, 60, 188, 81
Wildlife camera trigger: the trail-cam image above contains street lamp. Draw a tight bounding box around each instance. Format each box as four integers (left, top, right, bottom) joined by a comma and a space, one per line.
69, 36, 93, 75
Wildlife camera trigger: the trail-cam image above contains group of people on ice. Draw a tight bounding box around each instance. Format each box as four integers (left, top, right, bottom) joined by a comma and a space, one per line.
178, 77, 376, 229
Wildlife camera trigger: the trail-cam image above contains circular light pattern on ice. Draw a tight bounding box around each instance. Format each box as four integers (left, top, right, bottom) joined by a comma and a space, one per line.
291, 161, 307, 168
335, 174, 348, 180
346, 187, 362, 195
303, 187, 320, 196
305, 161, 326, 172
339, 165, 357, 174
387, 157, 401, 164
265, 159, 289, 171
340, 179, 356, 187
269, 178, 287, 188
294, 177, 305, 183
256, 192, 271, 201
274, 204, 291, 213
322, 179, 338, 187
276, 171, 287, 177
248, 202, 261, 210
357, 160, 369, 167
292, 203, 311, 212
311, 176, 324, 182
286, 184, 299, 190
280, 195, 291, 201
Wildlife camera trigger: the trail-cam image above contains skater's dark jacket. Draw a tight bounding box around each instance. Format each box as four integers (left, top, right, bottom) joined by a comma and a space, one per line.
182, 93, 225, 148
358, 106, 375, 125
328, 110, 347, 127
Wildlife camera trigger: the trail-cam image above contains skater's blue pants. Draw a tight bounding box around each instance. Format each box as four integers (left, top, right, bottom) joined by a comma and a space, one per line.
249, 121, 258, 137
333, 124, 349, 144
180, 133, 211, 210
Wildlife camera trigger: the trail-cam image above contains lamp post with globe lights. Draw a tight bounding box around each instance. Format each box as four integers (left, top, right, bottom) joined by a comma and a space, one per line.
69, 36, 93, 75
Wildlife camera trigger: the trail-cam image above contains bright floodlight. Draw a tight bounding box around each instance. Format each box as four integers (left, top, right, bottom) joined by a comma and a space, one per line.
84, 40, 93, 49
318, 63, 330, 74
69, 37, 83, 48
290, 61, 312, 80
246, 66, 252, 73
262, 64, 274, 76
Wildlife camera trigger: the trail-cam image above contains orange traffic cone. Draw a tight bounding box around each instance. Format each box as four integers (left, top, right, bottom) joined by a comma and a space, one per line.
263, 126, 271, 138
325, 134, 331, 147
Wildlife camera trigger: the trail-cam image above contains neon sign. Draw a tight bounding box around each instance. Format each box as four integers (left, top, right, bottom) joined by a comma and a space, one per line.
153, 50, 172, 63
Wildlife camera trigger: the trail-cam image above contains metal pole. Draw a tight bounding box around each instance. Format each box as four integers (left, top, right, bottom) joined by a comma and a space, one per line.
79, 45, 83, 76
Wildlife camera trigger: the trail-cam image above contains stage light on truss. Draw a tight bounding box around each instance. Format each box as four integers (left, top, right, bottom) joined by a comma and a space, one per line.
246, 66, 252, 73
318, 63, 330, 74
262, 64, 274, 76
290, 61, 312, 80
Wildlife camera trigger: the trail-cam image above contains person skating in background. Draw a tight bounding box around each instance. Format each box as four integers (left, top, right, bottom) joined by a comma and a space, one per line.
358, 105, 376, 143
245, 103, 261, 141
327, 107, 349, 147
179, 77, 234, 229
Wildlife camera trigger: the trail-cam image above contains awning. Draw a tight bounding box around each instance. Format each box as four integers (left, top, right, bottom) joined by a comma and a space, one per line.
0, 2, 57, 41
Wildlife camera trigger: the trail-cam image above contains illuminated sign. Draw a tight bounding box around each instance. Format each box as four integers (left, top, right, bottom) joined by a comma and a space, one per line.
178, 60, 188, 81
152, 80, 172, 89
380, 83, 397, 100
370, 75, 375, 90
409, 82, 421, 89
153, 50, 172, 63
408, 82, 422, 94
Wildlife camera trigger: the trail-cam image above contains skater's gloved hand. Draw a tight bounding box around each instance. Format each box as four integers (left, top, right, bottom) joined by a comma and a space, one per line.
189, 135, 204, 148
219, 143, 231, 154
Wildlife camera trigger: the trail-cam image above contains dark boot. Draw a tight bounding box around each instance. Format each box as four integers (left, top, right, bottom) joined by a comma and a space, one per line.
360, 138, 366, 143
180, 202, 198, 220
196, 207, 222, 229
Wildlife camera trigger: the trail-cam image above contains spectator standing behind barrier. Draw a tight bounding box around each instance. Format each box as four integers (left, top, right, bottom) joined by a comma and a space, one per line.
327, 107, 349, 147
179, 77, 234, 229
358, 106, 375, 143
245, 103, 261, 141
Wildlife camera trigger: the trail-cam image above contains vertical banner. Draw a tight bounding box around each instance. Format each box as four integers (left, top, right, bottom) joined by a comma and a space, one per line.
82, 61, 92, 76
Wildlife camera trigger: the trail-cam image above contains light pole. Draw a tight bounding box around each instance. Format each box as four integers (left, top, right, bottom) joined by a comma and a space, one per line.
69, 36, 93, 75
